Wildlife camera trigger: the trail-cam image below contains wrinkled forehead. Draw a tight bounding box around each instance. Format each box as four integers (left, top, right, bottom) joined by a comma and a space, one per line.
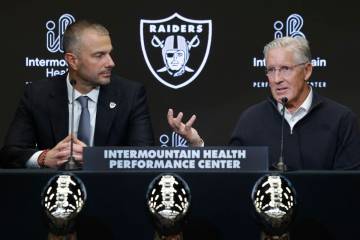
265, 47, 297, 66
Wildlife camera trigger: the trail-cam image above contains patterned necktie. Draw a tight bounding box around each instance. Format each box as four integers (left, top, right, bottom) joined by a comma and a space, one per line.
77, 96, 90, 146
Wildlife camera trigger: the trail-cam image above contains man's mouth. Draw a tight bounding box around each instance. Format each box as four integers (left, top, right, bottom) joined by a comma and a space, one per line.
276, 87, 288, 95
100, 71, 112, 77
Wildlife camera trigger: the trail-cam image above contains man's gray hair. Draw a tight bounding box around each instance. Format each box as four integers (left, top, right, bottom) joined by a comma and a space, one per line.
263, 36, 312, 64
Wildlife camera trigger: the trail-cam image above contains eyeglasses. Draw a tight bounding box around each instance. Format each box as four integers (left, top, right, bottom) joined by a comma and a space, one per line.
265, 62, 308, 78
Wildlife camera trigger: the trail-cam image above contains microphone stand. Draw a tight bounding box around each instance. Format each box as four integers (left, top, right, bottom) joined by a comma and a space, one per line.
63, 79, 81, 170
275, 97, 288, 172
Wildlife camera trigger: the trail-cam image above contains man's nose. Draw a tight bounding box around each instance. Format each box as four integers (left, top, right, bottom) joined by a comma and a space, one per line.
106, 54, 115, 68
272, 70, 283, 83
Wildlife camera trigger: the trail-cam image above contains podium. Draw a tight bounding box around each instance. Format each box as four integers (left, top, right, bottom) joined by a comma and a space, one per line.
0, 170, 359, 239
83, 146, 269, 171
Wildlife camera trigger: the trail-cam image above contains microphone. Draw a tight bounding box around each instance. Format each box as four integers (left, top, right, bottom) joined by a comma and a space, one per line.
62, 79, 81, 170
275, 97, 288, 172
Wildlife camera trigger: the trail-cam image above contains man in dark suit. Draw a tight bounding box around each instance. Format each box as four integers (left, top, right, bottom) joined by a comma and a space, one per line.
1, 20, 154, 168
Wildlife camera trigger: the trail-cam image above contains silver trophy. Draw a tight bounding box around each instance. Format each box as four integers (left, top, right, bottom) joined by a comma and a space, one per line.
251, 174, 297, 240
42, 173, 87, 239
147, 173, 191, 239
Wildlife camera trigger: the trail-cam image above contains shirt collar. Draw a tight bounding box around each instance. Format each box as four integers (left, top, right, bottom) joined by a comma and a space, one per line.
277, 87, 313, 114
66, 74, 100, 104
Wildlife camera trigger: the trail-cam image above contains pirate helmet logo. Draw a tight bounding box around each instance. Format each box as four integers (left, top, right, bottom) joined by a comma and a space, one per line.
140, 13, 212, 89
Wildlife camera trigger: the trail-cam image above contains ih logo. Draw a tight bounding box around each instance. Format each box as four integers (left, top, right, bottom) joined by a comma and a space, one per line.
46, 13, 75, 53
140, 13, 212, 89
159, 132, 188, 147
273, 13, 305, 39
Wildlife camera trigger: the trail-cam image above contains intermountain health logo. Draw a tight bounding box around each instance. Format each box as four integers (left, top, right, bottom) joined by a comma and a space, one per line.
273, 13, 305, 39
251, 13, 327, 89
140, 13, 212, 89
24, 13, 75, 80
46, 13, 75, 53
159, 132, 188, 147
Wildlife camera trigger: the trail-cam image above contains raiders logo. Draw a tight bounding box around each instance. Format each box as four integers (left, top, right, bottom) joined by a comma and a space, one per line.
140, 13, 212, 89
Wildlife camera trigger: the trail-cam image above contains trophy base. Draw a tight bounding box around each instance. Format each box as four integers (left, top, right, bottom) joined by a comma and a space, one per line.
261, 232, 290, 240
154, 231, 183, 240
48, 231, 77, 240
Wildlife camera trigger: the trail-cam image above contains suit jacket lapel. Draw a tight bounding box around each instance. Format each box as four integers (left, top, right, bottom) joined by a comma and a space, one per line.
48, 77, 69, 143
94, 83, 118, 146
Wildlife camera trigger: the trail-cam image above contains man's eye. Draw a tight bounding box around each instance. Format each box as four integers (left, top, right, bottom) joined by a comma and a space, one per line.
267, 68, 275, 73
281, 66, 290, 71
94, 53, 105, 58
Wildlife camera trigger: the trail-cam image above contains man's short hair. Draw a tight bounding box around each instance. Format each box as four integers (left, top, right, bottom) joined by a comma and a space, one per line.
62, 20, 109, 54
263, 36, 312, 64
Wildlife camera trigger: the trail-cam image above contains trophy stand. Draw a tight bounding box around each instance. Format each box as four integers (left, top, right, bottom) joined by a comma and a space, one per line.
48, 232, 77, 240
154, 231, 183, 240
261, 232, 290, 240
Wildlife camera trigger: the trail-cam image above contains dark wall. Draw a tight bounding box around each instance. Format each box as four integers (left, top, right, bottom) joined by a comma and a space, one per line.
1, 0, 359, 146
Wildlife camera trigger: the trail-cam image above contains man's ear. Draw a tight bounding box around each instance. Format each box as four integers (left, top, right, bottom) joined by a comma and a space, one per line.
304, 62, 313, 82
64, 53, 78, 70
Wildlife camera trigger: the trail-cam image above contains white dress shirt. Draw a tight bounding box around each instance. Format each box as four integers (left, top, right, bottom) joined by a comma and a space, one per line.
277, 87, 313, 134
26, 74, 99, 168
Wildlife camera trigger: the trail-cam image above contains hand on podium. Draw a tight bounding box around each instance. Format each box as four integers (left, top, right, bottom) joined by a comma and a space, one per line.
167, 108, 204, 147
40, 134, 86, 169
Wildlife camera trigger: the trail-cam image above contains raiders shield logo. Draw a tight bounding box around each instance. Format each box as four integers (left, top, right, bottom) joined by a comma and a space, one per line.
140, 13, 212, 89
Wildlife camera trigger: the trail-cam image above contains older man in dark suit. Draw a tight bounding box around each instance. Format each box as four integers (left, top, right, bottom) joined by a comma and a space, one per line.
168, 37, 360, 170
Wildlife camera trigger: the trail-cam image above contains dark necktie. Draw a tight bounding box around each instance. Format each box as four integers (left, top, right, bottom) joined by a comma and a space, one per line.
77, 96, 90, 146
